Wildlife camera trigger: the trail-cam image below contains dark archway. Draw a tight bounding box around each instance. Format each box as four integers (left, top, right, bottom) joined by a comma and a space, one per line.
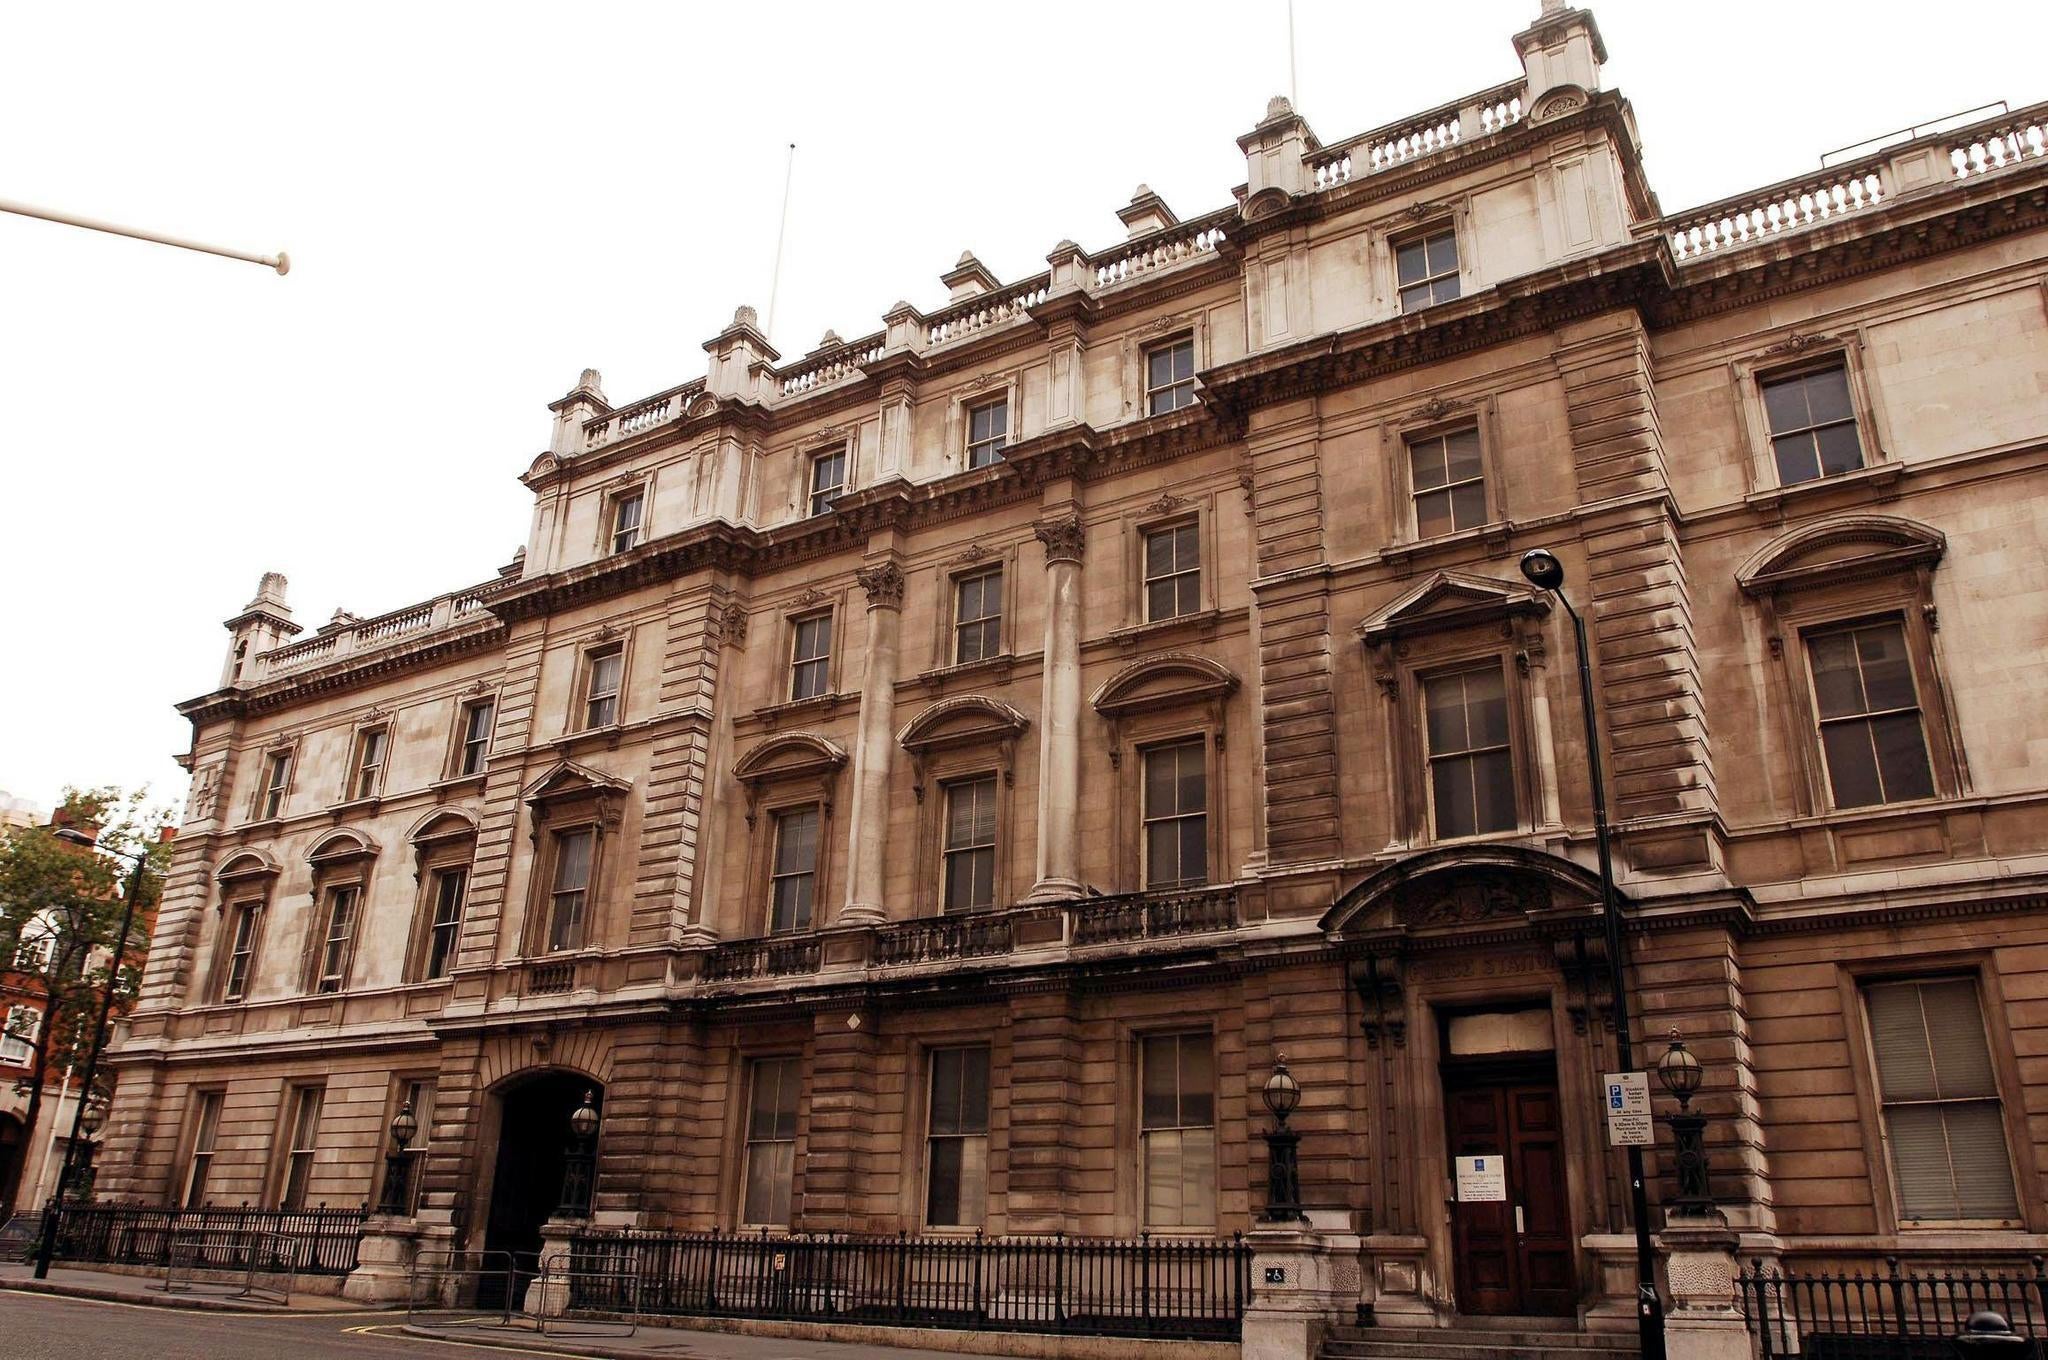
479, 1071, 601, 1308
0, 1112, 27, 1214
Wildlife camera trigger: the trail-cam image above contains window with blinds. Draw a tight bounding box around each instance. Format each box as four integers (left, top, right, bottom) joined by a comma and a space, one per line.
1865, 977, 2019, 1221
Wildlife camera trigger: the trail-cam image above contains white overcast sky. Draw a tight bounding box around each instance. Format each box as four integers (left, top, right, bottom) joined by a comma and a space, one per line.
1, 0, 2038, 815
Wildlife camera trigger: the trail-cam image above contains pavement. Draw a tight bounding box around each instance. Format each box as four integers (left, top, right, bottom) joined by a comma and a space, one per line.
0, 1265, 1008, 1359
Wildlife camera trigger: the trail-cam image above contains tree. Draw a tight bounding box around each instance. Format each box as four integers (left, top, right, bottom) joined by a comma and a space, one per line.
1, 786, 173, 1206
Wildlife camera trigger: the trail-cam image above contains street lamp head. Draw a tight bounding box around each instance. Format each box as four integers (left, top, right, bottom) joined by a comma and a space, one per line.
52, 827, 96, 848
1519, 548, 1566, 592
1261, 1054, 1302, 1124
389, 1102, 419, 1151
1658, 1029, 1704, 1103
569, 1089, 600, 1142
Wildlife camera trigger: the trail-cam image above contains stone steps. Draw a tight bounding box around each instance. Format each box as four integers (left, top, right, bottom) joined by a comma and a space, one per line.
1319, 1324, 1641, 1360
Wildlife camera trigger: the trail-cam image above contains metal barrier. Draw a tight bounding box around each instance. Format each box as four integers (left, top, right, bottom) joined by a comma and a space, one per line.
536, 1252, 638, 1339
1743, 1256, 2048, 1359
155, 1228, 295, 1305
52, 1203, 366, 1275
404, 1249, 531, 1330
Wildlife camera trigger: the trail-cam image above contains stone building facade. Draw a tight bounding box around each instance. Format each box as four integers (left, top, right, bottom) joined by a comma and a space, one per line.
99, 3, 2048, 1334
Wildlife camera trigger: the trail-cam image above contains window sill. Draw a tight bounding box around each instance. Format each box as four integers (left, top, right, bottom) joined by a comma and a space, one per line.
552, 722, 626, 756
915, 654, 1017, 694
750, 692, 852, 729
1380, 520, 1513, 574
431, 772, 489, 796
329, 795, 382, 819
1107, 609, 1222, 652
1744, 458, 1903, 512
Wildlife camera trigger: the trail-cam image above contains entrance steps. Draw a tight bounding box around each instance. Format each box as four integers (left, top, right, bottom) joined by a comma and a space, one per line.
1319, 1323, 1641, 1360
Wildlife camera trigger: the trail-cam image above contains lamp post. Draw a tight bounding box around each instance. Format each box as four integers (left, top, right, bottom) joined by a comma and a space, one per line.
33, 829, 153, 1280
379, 1103, 421, 1215
1519, 549, 1665, 1360
69, 1100, 106, 1203
1259, 1055, 1307, 1224
556, 1090, 600, 1219
1657, 1031, 1711, 1217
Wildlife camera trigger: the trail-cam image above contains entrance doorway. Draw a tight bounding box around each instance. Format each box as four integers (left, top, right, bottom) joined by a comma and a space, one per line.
479, 1072, 599, 1309
1444, 1058, 1576, 1317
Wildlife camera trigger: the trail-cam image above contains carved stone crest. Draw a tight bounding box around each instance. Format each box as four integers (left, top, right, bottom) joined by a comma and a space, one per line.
953, 543, 994, 564
1411, 394, 1463, 423
791, 586, 828, 608
855, 560, 906, 608
1144, 491, 1188, 517
1397, 872, 1551, 928
1760, 330, 1837, 358
1034, 515, 1087, 565
718, 601, 749, 645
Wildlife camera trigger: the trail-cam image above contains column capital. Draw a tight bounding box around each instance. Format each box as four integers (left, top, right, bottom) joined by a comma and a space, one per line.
1034, 515, 1086, 565
854, 560, 906, 609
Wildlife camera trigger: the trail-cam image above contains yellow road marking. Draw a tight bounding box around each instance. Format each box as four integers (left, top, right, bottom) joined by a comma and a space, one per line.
341, 1322, 606, 1359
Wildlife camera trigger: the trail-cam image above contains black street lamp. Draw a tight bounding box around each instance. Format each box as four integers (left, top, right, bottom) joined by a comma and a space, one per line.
1259, 1055, 1307, 1224
379, 1102, 421, 1215
1657, 1031, 1711, 1217
1519, 548, 1666, 1360
69, 1100, 106, 1203
556, 1090, 600, 1218
34, 829, 153, 1280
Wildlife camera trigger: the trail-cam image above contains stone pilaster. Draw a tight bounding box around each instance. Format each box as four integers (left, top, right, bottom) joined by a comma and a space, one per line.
1025, 516, 1087, 901
801, 1009, 884, 1231
627, 588, 722, 951
456, 630, 547, 980
1004, 990, 1081, 1232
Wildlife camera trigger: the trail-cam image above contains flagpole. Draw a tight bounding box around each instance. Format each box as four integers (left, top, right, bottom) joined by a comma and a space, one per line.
0, 197, 288, 274
764, 143, 796, 339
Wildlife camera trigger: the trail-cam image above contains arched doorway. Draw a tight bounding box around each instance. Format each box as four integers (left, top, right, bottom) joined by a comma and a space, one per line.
478, 1071, 600, 1308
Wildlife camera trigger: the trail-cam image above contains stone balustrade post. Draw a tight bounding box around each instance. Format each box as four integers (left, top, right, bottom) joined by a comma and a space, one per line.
839, 560, 905, 925
1026, 516, 1086, 902
1243, 1223, 1362, 1360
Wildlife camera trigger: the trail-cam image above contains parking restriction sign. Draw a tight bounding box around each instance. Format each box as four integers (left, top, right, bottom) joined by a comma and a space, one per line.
1604, 1070, 1652, 1147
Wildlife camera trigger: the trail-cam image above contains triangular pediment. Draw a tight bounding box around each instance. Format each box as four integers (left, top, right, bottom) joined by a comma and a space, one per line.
521, 758, 632, 808
1357, 570, 1547, 646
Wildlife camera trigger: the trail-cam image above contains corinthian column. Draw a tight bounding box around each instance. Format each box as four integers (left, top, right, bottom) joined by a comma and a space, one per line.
839, 560, 905, 925
1026, 516, 1087, 902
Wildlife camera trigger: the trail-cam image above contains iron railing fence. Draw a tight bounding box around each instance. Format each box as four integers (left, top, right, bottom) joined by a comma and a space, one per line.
51, 1202, 368, 1276
566, 1228, 1251, 1341
1742, 1256, 2048, 1359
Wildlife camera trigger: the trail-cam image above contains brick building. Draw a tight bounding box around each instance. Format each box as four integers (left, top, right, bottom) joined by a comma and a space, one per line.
96, 2, 2048, 1343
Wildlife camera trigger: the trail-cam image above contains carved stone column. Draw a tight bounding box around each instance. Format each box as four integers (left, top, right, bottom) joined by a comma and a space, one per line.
1026, 516, 1086, 902
839, 560, 904, 925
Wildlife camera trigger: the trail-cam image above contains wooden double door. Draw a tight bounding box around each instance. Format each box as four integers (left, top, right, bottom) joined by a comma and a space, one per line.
1445, 1066, 1577, 1317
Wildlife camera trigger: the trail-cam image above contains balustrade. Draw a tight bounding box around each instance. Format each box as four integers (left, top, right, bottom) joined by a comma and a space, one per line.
779, 332, 886, 396
253, 578, 507, 682
925, 281, 1050, 346
1310, 83, 1523, 191
1952, 118, 2047, 178
1668, 165, 1887, 261
1092, 219, 1228, 288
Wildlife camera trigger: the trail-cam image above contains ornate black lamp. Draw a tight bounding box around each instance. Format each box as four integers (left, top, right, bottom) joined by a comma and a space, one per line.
379, 1102, 420, 1214
1259, 1055, 1307, 1223
1657, 1030, 1711, 1216
556, 1090, 600, 1218
69, 1100, 106, 1203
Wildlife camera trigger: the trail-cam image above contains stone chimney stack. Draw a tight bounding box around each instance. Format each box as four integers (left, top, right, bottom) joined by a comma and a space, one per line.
702, 305, 780, 402
221, 571, 300, 688
546, 368, 608, 457
1237, 96, 1318, 204
1514, 4, 1607, 113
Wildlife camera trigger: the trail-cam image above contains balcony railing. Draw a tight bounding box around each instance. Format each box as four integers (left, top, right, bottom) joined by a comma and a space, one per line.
565, 1228, 1251, 1342
1072, 885, 1238, 947
872, 912, 1015, 967
704, 935, 822, 982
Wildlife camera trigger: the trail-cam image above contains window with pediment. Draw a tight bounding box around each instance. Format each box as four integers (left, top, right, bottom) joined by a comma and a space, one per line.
406, 808, 478, 982
207, 849, 279, 1004
1736, 515, 1966, 817
1090, 654, 1239, 892
301, 830, 378, 994
733, 733, 848, 936
899, 696, 1029, 915
518, 760, 630, 956
1358, 571, 1558, 847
